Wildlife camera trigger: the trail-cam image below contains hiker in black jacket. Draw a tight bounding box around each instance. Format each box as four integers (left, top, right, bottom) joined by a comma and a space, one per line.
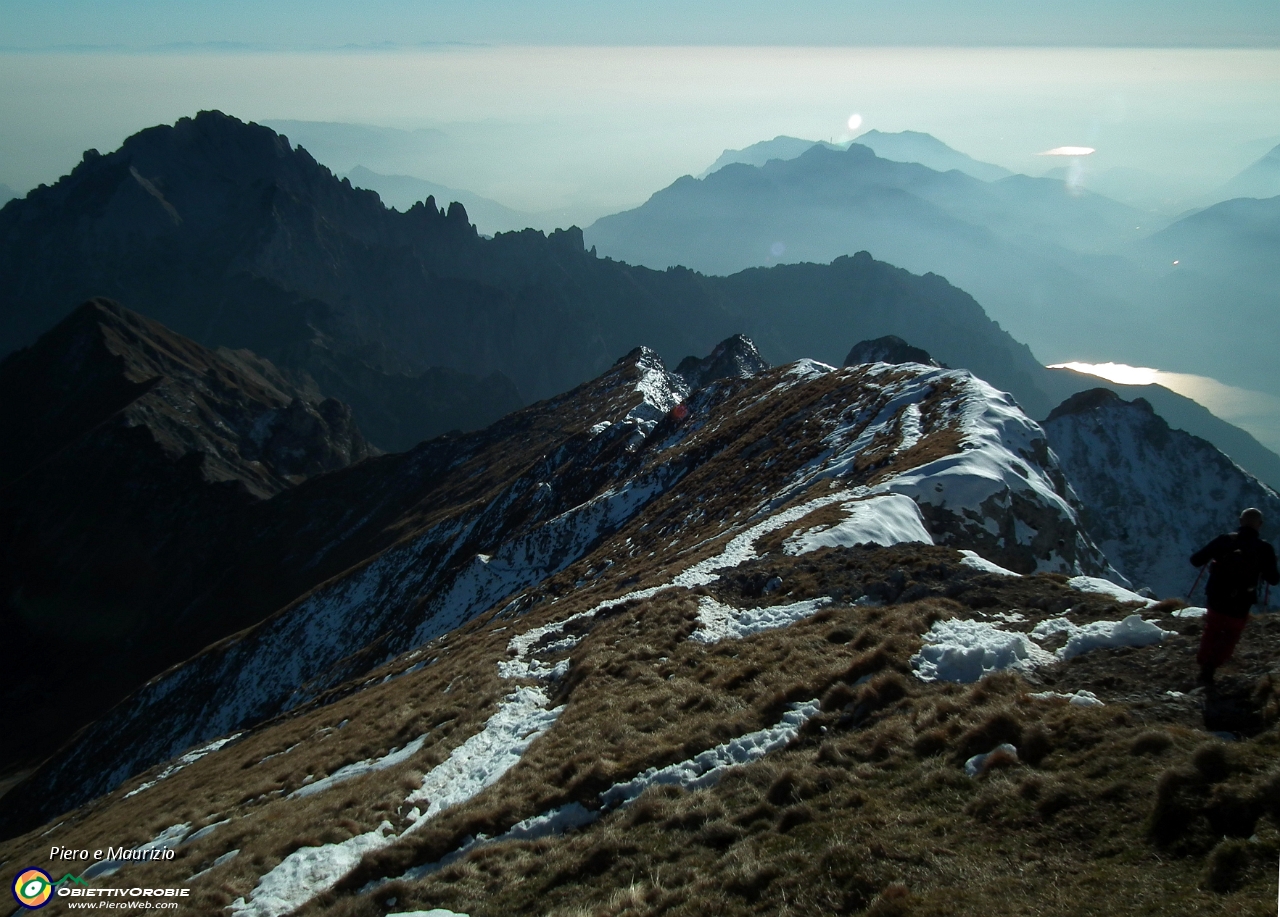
1191, 507, 1280, 685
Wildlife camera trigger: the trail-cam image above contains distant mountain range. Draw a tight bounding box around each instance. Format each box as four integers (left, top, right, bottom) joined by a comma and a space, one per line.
0, 111, 1075, 435
2, 112, 1276, 487
586, 142, 1157, 365
1130, 194, 1280, 399
0, 183, 15, 204
344, 165, 540, 235
586, 136, 1280, 428
699, 130, 1012, 184
853, 130, 1013, 183
698, 135, 849, 178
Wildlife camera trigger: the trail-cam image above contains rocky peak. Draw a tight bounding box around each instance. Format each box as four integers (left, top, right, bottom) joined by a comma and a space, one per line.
0, 297, 373, 497
1044, 386, 1155, 423
675, 334, 770, 391
844, 334, 941, 368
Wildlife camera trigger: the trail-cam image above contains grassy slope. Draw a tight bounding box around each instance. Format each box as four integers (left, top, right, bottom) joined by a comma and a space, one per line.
4, 540, 1278, 917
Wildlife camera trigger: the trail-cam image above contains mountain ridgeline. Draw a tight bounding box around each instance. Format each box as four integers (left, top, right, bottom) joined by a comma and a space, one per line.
585, 136, 1280, 419
2, 323, 1277, 915
1, 110, 1072, 437
0, 327, 1114, 838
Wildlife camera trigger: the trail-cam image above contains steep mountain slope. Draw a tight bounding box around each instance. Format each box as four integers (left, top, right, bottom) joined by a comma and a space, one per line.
586, 142, 1154, 364
0, 341, 1113, 838
3, 355, 1279, 915
1043, 388, 1280, 598
1043, 366, 1280, 492
0, 299, 373, 774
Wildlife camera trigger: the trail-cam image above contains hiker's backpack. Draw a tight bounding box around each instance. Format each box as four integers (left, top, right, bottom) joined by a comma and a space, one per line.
1210, 535, 1262, 606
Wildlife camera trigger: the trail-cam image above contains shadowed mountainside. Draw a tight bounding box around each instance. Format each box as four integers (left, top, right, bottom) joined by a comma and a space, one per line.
0, 299, 373, 774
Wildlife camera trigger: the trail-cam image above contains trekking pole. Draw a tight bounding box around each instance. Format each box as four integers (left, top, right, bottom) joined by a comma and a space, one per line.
1186, 565, 1207, 600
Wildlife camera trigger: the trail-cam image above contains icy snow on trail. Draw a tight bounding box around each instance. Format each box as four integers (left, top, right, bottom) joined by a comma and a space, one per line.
384, 701, 822, 885
404, 686, 562, 823
229, 823, 395, 917
231, 687, 563, 916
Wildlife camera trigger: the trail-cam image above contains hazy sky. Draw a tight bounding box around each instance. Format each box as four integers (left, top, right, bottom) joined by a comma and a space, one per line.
4, 1, 1279, 49
2, 46, 1279, 220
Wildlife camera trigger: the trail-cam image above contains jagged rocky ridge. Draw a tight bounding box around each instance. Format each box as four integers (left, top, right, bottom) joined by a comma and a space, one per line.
0, 339, 1113, 837
1043, 388, 1280, 599
0, 299, 373, 772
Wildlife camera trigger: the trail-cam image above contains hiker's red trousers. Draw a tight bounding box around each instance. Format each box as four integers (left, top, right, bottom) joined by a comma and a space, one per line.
1197, 609, 1248, 668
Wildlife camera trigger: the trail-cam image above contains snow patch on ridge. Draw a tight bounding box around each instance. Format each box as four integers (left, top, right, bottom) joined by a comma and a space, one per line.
914, 611, 1172, 683
123, 734, 242, 799
783, 494, 932, 554
691, 596, 832, 643
601, 700, 821, 807
289, 735, 429, 799
1031, 614, 1170, 659
911, 619, 1056, 683
232, 686, 562, 916
958, 550, 1021, 577
1067, 576, 1154, 607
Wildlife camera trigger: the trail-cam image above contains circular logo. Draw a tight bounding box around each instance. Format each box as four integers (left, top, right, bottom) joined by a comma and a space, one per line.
12, 867, 53, 908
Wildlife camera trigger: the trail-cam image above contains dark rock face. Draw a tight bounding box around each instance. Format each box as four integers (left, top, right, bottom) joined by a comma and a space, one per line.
0, 111, 1061, 433
1043, 388, 1280, 598
675, 334, 770, 390
0, 299, 373, 773
844, 335, 940, 368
